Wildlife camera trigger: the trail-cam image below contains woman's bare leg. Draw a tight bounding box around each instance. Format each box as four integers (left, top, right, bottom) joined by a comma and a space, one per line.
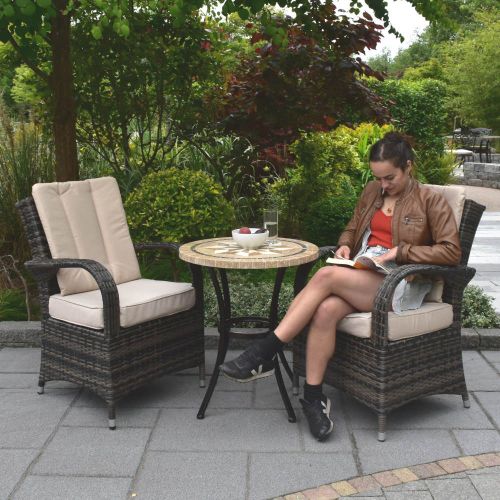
275, 266, 384, 343
305, 296, 355, 385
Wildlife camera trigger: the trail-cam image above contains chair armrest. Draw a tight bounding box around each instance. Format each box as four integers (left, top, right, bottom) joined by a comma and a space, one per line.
371, 264, 476, 345
25, 258, 120, 338
319, 245, 337, 259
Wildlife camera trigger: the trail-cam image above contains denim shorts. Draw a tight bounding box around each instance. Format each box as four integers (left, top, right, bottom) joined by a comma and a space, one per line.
355, 244, 432, 314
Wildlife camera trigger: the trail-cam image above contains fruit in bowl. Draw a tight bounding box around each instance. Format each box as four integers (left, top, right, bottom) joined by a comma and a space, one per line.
232, 227, 269, 249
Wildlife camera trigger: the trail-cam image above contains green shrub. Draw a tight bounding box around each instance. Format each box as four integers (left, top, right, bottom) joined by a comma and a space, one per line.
203, 279, 295, 328
302, 178, 357, 247
416, 151, 456, 186
125, 168, 236, 244
0, 288, 28, 321
268, 131, 361, 239
462, 285, 500, 328
368, 78, 447, 156
0, 104, 54, 263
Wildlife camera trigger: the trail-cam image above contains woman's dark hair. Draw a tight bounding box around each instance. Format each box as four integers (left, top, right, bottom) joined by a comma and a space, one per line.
369, 132, 415, 170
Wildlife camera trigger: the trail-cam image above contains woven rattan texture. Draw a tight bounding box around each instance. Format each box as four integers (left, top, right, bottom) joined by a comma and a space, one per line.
16, 196, 205, 418
292, 199, 486, 435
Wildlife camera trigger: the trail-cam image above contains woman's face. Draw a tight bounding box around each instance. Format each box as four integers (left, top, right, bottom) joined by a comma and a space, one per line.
370, 160, 411, 197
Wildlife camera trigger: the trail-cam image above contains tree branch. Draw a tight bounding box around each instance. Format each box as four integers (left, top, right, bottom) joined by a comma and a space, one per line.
8, 34, 51, 84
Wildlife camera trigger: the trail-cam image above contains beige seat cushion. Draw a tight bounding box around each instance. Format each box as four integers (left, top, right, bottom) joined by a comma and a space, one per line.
48, 278, 195, 330
32, 177, 140, 295
337, 302, 453, 341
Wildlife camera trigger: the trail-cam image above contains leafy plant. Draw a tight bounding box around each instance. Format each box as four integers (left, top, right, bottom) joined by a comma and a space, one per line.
269, 131, 361, 238
0, 103, 54, 263
462, 285, 499, 328
0, 288, 28, 321
203, 278, 294, 328
125, 168, 235, 244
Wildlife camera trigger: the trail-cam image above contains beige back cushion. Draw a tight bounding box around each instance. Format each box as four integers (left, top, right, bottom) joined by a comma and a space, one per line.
32, 177, 141, 295
423, 184, 465, 303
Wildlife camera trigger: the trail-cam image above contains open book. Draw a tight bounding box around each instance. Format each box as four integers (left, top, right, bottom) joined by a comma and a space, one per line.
326, 254, 397, 275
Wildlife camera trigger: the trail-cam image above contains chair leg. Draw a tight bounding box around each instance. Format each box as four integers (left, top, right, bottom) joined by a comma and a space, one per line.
377, 414, 387, 442
37, 379, 45, 395
108, 404, 116, 430
462, 393, 471, 408
292, 371, 300, 396
199, 362, 206, 388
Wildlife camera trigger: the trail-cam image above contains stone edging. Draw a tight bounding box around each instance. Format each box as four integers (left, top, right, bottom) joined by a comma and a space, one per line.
1, 323, 499, 349
277, 452, 500, 500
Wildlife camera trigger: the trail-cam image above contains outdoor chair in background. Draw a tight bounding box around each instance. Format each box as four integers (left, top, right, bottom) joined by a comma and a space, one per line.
453, 127, 492, 163
292, 185, 485, 441
16, 177, 205, 429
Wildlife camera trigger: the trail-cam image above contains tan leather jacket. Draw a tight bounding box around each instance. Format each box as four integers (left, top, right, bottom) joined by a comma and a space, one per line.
337, 178, 461, 265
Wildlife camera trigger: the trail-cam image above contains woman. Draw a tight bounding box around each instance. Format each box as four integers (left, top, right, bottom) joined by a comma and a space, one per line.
220, 132, 461, 441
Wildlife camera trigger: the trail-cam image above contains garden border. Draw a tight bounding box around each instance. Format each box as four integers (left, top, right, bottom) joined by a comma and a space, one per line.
0, 322, 498, 349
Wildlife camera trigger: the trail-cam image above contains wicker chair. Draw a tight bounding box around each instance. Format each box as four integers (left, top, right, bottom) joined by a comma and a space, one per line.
16, 177, 205, 429
292, 188, 485, 441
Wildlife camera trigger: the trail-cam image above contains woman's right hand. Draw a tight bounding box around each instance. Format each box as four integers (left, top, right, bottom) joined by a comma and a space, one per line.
335, 245, 351, 259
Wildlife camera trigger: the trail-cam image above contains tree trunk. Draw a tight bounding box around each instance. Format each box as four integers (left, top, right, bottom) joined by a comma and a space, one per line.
51, 0, 79, 181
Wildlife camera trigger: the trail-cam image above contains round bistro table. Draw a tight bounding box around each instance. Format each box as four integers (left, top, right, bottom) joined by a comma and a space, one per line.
179, 237, 319, 422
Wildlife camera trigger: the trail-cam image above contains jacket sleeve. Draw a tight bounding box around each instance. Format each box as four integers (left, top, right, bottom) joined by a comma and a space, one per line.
337, 182, 374, 250
396, 192, 462, 266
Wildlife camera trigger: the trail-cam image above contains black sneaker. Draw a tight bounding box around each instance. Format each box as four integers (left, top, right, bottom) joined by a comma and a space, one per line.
220, 344, 275, 382
300, 396, 334, 441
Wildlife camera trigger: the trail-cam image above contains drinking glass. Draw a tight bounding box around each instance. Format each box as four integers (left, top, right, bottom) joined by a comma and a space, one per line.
263, 209, 278, 245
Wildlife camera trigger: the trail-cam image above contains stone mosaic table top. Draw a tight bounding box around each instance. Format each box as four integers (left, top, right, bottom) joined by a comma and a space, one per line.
179, 237, 319, 269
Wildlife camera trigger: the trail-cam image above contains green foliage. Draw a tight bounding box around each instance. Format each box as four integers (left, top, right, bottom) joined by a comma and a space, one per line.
125, 168, 235, 244
269, 131, 361, 239
462, 285, 500, 328
0, 103, 54, 262
368, 78, 448, 155
415, 151, 456, 185
302, 179, 357, 247
402, 59, 445, 82
0, 288, 28, 321
332, 122, 395, 186
442, 11, 500, 131
203, 277, 294, 327
218, 13, 388, 170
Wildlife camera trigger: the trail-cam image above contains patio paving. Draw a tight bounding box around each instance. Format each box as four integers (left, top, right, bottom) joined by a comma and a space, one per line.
0, 346, 499, 499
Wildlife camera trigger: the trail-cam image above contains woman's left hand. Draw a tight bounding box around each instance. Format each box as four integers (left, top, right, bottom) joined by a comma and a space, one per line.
373, 246, 398, 263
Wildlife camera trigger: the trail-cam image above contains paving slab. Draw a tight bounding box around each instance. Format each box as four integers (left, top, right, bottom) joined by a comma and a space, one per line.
463, 351, 500, 391
12, 476, 131, 500
384, 491, 433, 499
149, 408, 301, 452
32, 427, 151, 476
248, 452, 357, 500
474, 392, 500, 428
61, 406, 160, 428
452, 430, 500, 455
342, 394, 492, 430
424, 476, 482, 499
353, 429, 461, 474
0, 389, 77, 448
468, 473, 500, 500
132, 450, 247, 500
0, 448, 38, 499
482, 351, 500, 363
0, 348, 40, 372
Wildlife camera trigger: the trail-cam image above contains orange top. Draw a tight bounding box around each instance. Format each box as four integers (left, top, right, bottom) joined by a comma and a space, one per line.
367, 209, 393, 249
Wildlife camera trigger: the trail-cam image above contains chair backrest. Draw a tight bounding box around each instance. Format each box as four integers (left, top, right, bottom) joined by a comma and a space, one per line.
426, 184, 485, 265
30, 177, 140, 295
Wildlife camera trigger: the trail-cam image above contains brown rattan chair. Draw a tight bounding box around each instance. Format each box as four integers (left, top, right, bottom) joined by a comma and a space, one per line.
16, 177, 205, 429
292, 190, 485, 441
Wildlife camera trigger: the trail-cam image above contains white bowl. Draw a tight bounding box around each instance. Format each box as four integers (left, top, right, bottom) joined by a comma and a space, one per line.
232, 228, 269, 249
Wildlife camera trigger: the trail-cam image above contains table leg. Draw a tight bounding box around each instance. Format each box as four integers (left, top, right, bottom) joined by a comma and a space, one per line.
197, 330, 230, 419
274, 355, 296, 423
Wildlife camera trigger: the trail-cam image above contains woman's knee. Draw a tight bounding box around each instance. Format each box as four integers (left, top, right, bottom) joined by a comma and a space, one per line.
312, 296, 345, 325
